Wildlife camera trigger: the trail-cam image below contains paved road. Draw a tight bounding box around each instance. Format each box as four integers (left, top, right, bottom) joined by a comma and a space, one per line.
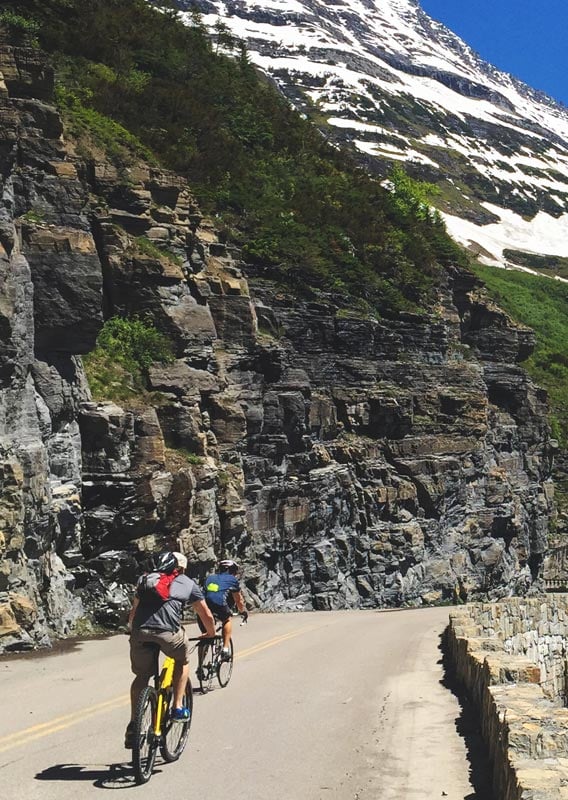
0, 608, 483, 799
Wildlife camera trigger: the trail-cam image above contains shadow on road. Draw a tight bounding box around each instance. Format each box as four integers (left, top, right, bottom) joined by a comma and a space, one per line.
34, 761, 151, 789
438, 633, 495, 800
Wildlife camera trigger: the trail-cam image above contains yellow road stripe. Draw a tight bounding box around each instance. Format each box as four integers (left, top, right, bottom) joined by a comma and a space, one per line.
0, 696, 130, 754
235, 626, 320, 659
0, 623, 322, 754
0, 694, 128, 746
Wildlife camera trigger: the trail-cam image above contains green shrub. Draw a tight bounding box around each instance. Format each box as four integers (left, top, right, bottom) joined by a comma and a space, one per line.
134, 236, 182, 265
0, 11, 40, 45
169, 447, 204, 466
97, 316, 173, 371
473, 265, 568, 445
21, 208, 45, 224
84, 316, 174, 401
183, 450, 203, 466
55, 84, 155, 168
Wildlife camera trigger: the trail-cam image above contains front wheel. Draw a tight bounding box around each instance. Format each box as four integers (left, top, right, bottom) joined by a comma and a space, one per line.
217, 637, 233, 688
132, 686, 158, 784
161, 680, 193, 762
198, 642, 216, 694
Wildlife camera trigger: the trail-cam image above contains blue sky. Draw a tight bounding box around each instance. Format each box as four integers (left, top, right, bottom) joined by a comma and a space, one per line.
420, 1, 568, 107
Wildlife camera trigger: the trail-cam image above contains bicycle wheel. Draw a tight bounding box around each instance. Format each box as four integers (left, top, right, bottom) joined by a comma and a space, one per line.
217, 637, 233, 687
198, 642, 216, 694
161, 680, 193, 762
132, 686, 158, 784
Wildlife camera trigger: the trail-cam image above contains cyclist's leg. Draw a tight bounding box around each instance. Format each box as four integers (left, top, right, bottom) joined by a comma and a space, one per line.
130, 634, 156, 711
221, 615, 233, 650
212, 603, 233, 650
172, 661, 190, 709
127, 632, 157, 746
159, 627, 192, 713
196, 609, 213, 677
130, 674, 150, 721
208, 600, 232, 649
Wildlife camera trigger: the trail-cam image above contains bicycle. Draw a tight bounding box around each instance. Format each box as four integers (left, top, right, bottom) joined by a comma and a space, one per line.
190, 612, 246, 693
131, 650, 193, 784
190, 628, 233, 694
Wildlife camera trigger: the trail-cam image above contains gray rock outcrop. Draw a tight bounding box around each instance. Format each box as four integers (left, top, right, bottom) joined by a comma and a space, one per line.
0, 35, 555, 650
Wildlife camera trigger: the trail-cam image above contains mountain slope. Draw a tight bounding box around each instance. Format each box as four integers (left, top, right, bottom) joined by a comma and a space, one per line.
183, 0, 568, 270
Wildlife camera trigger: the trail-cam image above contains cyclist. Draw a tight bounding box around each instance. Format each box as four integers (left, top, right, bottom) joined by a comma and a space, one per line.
198, 558, 248, 666
125, 550, 215, 748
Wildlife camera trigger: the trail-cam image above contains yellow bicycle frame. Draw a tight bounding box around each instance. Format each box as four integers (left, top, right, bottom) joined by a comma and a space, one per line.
153, 656, 175, 736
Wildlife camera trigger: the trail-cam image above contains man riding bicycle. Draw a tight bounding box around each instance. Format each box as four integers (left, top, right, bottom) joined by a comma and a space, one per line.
126, 551, 215, 748
198, 559, 248, 664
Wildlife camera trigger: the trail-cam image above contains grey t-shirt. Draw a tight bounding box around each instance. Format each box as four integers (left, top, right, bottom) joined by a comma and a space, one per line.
133, 574, 204, 633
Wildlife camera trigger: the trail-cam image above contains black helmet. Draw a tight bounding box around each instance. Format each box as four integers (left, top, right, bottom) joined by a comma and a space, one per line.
219, 558, 239, 574
153, 551, 178, 574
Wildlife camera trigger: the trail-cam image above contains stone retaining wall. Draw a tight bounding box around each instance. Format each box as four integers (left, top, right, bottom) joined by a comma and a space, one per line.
446, 596, 568, 800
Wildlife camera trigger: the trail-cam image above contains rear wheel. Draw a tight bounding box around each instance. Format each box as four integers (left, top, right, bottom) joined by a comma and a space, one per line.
198, 642, 216, 694
217, 637, 233, 688
161, 680, 193, 762
132, 686, 158, 784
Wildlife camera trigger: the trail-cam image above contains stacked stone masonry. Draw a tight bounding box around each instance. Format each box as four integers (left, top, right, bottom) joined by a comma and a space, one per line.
447, 597, 568, 800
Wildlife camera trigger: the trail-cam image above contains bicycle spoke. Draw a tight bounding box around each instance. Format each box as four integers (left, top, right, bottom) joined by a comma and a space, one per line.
217, 638, 234, 688
198, 643, 216, 694
161, 681, 193, 762
132, 687, 158, 784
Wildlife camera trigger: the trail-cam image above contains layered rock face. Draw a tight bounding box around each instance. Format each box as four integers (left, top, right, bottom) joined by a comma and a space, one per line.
0, 42, 99, 646
0, 37, 555, 650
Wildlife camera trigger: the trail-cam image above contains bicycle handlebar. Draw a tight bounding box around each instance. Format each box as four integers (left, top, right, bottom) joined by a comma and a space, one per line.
187, 635, 222, 643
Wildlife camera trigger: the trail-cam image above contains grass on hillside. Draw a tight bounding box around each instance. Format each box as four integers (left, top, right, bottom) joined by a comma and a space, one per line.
473, 264, 568, 444
5, 0, 470, 317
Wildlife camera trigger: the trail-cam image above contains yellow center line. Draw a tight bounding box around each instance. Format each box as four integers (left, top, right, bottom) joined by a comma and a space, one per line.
235, 625, 322, 659
0, 696, 130, 754
0, 623, 324, 754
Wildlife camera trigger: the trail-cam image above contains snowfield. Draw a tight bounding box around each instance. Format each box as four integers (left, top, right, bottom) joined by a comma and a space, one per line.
179, 0, 568, 270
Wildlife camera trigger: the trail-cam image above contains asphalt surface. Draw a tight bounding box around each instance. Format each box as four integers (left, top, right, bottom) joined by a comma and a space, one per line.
0, 608, 485, 799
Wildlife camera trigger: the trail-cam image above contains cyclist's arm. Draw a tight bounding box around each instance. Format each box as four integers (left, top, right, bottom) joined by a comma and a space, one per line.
127, 596, 139, 632
231, 590, 246, 615
193, 599, 216, 638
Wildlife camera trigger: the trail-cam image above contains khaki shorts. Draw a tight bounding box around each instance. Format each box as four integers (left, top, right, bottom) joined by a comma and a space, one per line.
130, 627, 191, 679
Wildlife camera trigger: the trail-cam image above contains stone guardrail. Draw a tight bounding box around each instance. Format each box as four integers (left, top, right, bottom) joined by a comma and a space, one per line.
445, 597, 568, 800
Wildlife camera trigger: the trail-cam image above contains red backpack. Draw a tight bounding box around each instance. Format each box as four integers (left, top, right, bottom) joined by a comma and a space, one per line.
139, 569, 179, 600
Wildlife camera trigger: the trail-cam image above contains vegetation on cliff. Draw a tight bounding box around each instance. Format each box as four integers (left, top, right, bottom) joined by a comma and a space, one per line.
473, 265, 568, 444
7, 0, 469, 316
84, 317, 174, 402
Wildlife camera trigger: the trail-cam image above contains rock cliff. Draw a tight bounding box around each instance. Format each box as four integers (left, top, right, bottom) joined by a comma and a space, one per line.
0, 38, 555, 650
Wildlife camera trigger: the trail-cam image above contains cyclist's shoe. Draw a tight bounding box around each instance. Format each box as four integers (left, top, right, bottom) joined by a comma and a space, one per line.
124, 721, 135, 749
171, 707, 191, 723
221, 647, 231, 661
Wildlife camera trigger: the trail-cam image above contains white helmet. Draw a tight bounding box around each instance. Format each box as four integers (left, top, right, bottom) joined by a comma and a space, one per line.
172, 551, 188, 570
219, 559, 239, 574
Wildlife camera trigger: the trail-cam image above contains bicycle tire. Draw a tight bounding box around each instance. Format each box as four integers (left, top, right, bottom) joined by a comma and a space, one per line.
132, 686, 158, 784
198, 642, 216, 694
161, 679, 193, 762
217, 637, 233, 687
